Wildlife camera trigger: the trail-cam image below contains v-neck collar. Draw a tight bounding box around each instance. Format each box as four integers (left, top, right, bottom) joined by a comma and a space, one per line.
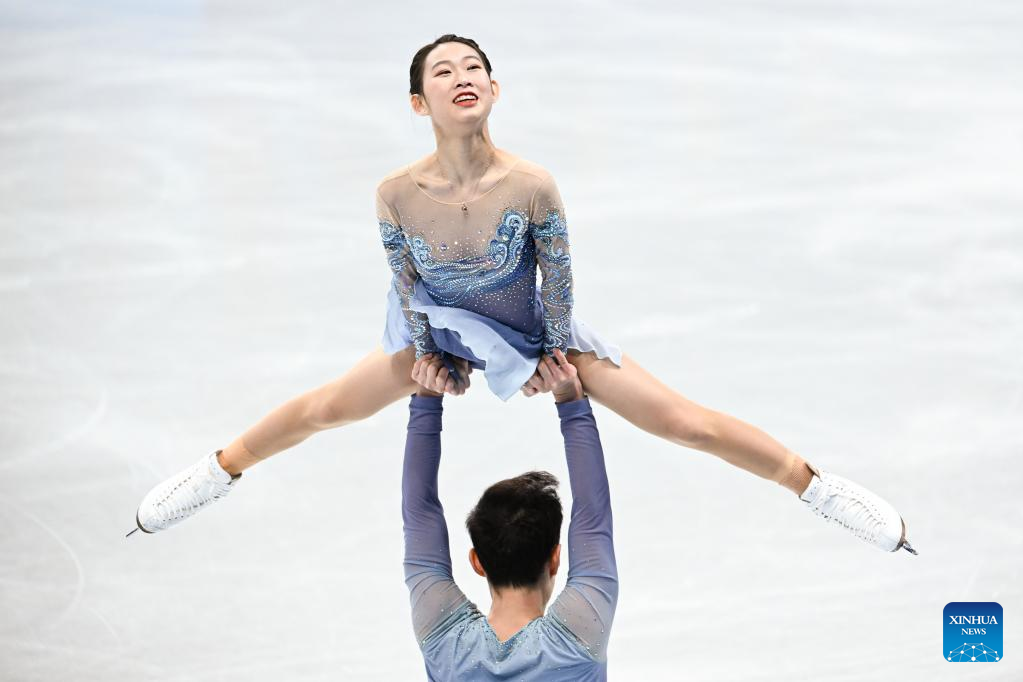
485, 614, 544, 646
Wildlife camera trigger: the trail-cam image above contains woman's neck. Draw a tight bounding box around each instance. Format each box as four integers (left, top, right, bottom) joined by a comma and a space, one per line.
431, 130, 499, 188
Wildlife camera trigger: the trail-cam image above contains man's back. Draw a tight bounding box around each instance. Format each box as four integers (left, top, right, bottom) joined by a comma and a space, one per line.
401, 393, 618, 680
418, 603, 606, 681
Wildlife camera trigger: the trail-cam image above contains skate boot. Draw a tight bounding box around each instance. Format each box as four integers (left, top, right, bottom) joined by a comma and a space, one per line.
127, 450, 241, 536
799, 462, 917, 554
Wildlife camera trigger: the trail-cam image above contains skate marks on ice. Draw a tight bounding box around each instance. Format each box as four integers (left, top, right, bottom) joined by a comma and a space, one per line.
2, 0, 1023, 680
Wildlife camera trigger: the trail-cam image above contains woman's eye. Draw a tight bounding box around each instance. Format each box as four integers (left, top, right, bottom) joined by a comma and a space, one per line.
436, 65, 480, 76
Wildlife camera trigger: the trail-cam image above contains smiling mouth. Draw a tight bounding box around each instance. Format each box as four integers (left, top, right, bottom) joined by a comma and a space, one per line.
453, 93, 479, 106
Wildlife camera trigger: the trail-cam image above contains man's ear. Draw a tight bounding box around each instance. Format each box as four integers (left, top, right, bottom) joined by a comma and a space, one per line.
549, 543, 561, 577
469, 547, 487, 578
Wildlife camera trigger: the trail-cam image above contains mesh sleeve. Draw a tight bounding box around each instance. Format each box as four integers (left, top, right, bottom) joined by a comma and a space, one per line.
548, 398, 619, 662
377, 187, 439, 358
402, 395, 471, 646
529, 174, 574, 355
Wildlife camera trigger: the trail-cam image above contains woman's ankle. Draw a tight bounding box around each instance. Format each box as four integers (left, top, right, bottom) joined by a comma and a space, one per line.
776, 451, 815, 497
217, 438, 257, 476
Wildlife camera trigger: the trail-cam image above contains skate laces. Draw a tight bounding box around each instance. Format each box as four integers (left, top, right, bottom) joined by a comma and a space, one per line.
813, 477, 883, 543
153, 462, 233, 524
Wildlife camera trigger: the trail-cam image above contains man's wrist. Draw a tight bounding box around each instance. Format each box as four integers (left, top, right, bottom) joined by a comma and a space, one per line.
409, 392, 444, 417
556, 394, 591, 419
415, 387, 444, 398
553, 382, 585, 404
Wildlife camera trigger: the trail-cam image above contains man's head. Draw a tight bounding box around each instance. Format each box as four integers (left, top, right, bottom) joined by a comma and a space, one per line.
465, 471, 563, 599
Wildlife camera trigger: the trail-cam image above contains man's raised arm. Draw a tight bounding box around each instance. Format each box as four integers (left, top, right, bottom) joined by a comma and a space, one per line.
401, 369, 469, 648
544, 350, 619, 662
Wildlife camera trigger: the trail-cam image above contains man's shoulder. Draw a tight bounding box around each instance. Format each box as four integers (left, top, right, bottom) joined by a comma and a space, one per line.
420, 600, 484, 650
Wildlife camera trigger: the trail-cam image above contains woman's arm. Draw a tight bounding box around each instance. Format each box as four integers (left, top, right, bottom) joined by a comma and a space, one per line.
377, 187, 440, 359
529, 173, 574, 356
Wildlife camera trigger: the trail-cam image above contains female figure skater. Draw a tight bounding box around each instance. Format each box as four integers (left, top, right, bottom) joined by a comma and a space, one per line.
129, 34, 916, 556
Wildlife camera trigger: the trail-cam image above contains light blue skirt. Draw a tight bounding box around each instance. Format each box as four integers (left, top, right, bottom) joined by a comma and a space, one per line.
382, 285, 622, 401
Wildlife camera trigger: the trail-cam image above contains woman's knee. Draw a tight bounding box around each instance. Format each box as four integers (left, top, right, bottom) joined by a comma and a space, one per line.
662, 402, 717, 448
309, 347, 416, 429
679, 404, 720, 447
311, 382, 403, 429
307, 386, 356, 430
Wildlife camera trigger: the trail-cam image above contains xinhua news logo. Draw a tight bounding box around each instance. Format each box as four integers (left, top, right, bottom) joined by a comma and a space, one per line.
944, 602, 1002, 662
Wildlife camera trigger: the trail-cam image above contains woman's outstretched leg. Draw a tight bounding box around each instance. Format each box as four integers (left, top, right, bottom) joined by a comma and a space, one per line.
131, 344, 418, 535
564, 350, 917, 554
565, 351, 813, 495
218, 344, 419, 474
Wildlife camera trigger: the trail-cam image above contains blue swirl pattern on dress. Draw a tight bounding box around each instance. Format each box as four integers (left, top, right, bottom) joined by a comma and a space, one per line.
379, 218, 439, 358
381, 209, 541, 342
386, 207, 573, 355
409, 209, 536, 310
530, 207, 573, 355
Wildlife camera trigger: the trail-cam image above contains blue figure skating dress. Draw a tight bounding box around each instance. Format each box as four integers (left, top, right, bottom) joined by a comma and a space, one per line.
378, 155, 621, 401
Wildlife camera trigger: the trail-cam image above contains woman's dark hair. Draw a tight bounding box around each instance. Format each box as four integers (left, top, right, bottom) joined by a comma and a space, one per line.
465, 471, 563, 589
409, 34, 493, 98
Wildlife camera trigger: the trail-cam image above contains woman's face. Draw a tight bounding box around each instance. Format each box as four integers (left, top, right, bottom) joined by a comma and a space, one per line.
413, 42, 499, 126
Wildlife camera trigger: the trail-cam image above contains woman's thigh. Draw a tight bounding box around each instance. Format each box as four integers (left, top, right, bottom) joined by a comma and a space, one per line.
311, 344, 418, 427
566, 350, 711, 445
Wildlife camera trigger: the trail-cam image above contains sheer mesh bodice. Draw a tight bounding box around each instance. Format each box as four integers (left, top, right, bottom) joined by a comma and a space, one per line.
377, 156, 573, 360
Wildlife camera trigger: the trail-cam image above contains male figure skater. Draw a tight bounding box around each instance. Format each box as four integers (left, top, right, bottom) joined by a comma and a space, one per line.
402, 349, 617, 680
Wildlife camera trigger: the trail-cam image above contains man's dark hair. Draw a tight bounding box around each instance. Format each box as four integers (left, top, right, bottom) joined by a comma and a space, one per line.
465, 471, 563, 589
409, 34, 493, 98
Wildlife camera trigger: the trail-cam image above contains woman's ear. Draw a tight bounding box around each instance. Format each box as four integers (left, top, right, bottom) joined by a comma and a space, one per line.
469, 547, 487, 577
490, 79, 500, 103
410, 93, 429, 117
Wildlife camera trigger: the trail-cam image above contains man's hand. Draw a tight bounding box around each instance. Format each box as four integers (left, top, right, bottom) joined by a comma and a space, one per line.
412, 353, 472, 396
535, 349, 583, 404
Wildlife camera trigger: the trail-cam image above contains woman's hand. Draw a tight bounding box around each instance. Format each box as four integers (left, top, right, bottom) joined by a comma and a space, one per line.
412, 353, 472, 396
520, 367, 548, 397
520, 353, 558, 397
532, 349, 583, 403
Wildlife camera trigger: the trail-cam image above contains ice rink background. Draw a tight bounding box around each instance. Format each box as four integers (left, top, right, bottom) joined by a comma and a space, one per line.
2, 1, 1021, 679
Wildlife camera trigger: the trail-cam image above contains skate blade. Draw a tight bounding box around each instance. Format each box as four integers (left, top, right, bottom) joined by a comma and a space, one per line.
126, 509, 154, 538
895, 517, 918, 555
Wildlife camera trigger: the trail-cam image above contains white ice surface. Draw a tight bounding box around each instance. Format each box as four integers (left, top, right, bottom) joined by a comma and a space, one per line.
1, 1, 1021, 680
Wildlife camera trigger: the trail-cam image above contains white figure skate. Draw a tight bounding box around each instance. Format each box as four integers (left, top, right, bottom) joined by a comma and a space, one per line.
127, 450, 241, 536
799, 462, 917, 554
